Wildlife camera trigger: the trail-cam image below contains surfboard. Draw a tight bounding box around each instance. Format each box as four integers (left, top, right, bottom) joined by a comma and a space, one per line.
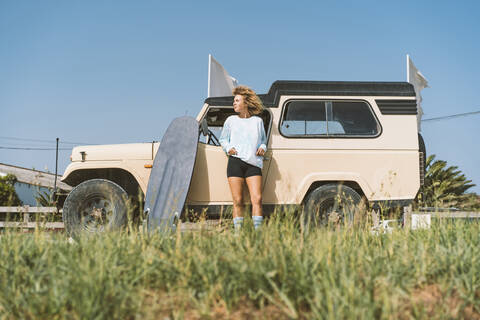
144, 116, 199, 233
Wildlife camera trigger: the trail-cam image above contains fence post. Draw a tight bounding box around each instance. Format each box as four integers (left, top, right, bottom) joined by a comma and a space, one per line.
23, 205, 30, 224
371, 209, 379, 227
403, 205, 412, 230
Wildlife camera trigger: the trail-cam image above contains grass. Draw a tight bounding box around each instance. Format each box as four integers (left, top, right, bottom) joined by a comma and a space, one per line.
0, 212, 479, 319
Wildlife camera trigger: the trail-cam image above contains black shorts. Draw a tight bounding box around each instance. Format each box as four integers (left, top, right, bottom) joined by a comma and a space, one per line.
227, 156, 262, 178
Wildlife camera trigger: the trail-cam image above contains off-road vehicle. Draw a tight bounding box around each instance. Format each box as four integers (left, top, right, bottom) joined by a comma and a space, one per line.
61, 80, 425, 233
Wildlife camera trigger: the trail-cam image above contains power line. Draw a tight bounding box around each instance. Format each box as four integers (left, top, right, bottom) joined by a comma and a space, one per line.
2, 109, 479, 149
0, 140, 62, 148
422, 110, 480, 122
0, 136, 94, 145
0, 146, 71, 151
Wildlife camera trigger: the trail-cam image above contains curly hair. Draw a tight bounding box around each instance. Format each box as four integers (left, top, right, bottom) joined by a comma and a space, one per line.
232, 85, 264, 115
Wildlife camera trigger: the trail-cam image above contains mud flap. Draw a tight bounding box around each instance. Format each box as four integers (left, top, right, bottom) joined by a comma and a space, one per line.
144, 116, 199, 233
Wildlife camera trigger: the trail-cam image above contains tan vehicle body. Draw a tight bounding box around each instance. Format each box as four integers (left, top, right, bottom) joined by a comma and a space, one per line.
62, 81, 422, 210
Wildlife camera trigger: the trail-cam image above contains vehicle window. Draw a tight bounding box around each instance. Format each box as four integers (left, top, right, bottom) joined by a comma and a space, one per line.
199, 107, 271, 145
198, 108, 236, 144
330, 101, 379, 136
280, 100, 379, 137
280, 101, 327, 135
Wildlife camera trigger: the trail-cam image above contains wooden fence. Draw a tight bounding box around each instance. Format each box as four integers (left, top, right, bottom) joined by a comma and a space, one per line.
403, 205, 480, 228
1, 205, 479, 231
0, 206, 64, 229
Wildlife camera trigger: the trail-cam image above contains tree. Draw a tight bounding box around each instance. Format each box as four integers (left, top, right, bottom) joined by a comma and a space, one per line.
35, 188, 56, 207
0, 174, 22, 206
417, 155, 479, 210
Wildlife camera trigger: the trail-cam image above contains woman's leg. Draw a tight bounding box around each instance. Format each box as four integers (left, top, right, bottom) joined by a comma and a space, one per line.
228, 177, 245, 218
245, 175, 262, 217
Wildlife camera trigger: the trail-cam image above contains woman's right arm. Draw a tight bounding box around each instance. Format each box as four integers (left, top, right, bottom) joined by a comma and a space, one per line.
219, 117, 233, 154
258, 119, 267, 153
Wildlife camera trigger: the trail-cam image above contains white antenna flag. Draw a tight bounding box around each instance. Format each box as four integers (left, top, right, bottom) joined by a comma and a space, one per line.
208, 54, 238, 97
407, 54, 429, 132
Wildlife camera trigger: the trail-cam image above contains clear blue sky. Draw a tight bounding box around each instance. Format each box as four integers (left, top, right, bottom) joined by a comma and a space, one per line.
1, 1, 479, 193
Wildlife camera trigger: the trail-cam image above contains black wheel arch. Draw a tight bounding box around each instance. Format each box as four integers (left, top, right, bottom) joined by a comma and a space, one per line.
63, 168, 144, 199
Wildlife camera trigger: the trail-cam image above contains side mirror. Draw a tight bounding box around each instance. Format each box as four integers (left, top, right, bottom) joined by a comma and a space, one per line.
200, 119, 209, 136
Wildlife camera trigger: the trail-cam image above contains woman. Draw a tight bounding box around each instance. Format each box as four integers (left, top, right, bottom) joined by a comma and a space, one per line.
219, 86, 267, 231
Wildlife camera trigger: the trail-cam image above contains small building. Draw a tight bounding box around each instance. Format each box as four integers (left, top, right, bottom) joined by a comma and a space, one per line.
0, 163, 72, 206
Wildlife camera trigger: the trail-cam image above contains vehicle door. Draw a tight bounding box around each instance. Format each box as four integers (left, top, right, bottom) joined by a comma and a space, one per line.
186, 106, 272, 205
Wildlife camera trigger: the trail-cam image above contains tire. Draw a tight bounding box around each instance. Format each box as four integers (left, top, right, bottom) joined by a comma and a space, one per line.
418, 133, 426, 185
303, 183, 362, 229
62, 179, 128, 237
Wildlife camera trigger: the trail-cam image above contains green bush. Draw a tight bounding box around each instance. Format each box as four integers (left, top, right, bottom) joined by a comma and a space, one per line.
417, 155, 479, 210
0, 174, 21, 206
35, 188, 55, 207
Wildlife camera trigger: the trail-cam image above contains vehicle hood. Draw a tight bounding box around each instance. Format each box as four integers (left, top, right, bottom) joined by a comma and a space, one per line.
70, 142, 160, 162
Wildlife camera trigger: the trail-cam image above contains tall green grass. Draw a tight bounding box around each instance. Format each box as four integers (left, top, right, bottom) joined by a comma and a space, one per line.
0, 213, 479, 319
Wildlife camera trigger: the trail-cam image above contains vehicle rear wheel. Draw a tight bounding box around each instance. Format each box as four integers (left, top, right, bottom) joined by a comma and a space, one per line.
62, 179, 128, 237
303, 183, 362, 229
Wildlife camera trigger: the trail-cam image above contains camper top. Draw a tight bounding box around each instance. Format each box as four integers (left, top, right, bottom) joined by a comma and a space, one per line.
205, 80, 416, 107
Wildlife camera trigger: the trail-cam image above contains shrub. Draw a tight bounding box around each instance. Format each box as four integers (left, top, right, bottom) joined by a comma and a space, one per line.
0, 174, 21, 206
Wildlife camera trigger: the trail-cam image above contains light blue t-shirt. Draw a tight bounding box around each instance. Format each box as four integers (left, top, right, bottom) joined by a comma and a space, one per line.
219, 115, 267, 169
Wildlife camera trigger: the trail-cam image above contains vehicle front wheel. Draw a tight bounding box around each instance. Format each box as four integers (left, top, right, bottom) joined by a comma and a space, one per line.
302, 184, 363, 229
62, 179, 128, 237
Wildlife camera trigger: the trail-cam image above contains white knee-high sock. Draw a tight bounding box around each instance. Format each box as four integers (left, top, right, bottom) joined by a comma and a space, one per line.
233, 217, 244, 230
252, 216, 263, 230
